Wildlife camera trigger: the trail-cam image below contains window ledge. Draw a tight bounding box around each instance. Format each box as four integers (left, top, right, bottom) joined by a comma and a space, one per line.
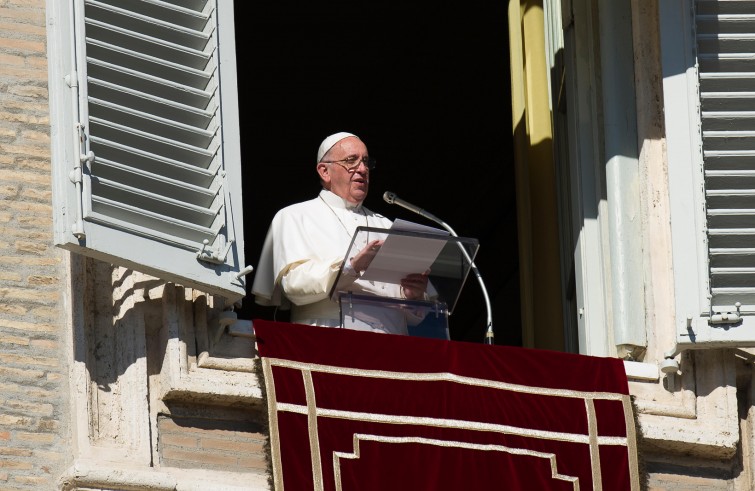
624, 360, 659, 382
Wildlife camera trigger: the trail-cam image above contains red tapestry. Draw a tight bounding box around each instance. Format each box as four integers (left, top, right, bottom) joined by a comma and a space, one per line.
254, 319, 639, 491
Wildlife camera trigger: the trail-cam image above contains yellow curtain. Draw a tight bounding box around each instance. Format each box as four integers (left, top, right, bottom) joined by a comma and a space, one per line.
508, 0, 564, 351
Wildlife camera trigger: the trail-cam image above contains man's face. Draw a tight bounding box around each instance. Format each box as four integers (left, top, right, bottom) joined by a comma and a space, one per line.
317, 137, 370, 204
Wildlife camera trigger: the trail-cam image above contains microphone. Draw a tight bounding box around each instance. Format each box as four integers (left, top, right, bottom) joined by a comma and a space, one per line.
383, 191, 495, 345
383, 191, 441, 223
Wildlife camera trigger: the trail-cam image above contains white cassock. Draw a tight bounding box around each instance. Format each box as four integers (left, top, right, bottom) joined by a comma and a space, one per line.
252, 189, 414, 335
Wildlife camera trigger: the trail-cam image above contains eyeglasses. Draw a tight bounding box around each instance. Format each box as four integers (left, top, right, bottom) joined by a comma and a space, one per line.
321, 156, 375, 172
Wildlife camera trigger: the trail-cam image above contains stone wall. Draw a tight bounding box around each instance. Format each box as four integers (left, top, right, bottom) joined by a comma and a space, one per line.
0, 1, 71, 489
0, 2, 272, 489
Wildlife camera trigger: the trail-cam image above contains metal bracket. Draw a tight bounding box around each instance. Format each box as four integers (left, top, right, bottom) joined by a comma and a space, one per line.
196, 239, 233, 265
80, 150, 95, 166
709, 302, 742, 325
214, 311, 255, 345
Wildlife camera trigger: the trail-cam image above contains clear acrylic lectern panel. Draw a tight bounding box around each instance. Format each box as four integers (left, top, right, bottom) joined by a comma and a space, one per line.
338, 292, 450, 340
330, 225, 480, 316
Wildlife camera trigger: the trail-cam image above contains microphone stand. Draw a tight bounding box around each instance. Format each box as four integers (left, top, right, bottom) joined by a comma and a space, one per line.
384, 193, 494, 345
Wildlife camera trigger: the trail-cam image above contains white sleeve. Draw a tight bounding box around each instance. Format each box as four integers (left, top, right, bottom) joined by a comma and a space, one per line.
279, 257, 343, 306
272, 203, 348, 306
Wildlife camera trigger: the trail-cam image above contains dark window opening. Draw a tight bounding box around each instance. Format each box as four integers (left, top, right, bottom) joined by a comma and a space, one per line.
234, 2, 520, 346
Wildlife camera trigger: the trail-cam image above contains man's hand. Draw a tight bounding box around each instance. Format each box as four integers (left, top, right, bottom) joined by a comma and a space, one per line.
350, 239, 384, 274
401, 271, 430, 300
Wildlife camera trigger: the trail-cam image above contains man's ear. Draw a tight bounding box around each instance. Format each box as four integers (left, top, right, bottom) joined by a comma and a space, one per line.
316, 163, 331, 183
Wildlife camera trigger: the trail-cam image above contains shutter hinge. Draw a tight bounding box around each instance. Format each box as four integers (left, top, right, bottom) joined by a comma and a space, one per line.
80, 150, 95, 166
196, 238, 233, 264
68, 167, 82, 185
68, 151, 94, 185
65, 72, 78, 88
69, 122, 91, 240
709, 302, 743, 325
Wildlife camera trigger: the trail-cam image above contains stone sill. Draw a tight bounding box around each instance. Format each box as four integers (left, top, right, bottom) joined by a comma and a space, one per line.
60, 460, 270, 491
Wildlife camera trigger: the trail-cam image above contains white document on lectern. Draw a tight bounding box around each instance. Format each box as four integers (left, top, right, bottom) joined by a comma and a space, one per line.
359, 219, 449, 284
390, 218, 449, 236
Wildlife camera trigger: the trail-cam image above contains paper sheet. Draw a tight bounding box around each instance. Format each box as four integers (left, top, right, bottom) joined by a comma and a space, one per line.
359, 219, 449, 284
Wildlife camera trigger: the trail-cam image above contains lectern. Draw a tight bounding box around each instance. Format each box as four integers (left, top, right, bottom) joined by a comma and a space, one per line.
329, 225, 479, 339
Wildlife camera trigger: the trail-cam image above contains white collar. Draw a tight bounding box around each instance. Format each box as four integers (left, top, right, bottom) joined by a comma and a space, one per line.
319, 189, 363, 212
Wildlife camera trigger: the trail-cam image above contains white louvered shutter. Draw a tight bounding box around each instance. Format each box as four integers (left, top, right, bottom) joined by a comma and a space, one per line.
49, 0, 247, 300
699, 0, 755, 317
660, 0, 755, 348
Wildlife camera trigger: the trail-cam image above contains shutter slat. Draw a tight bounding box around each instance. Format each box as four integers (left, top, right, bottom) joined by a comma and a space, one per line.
87, 59, 213, 108
711, 268, 755, 287
708, 289, 755, 309
88, 96, 215, 146
710, 248, 755, 268
85, 19, 211, 70
701, 111, 755, 131
91, 177, 220, 227
700, 41, 755, 54
86, 39, 214, 89
89, 119, 215, 168
88, 201, 218, 246
700, 72, 755, 91
86, 0, 212, 43
703, 131, 755, 150
708, 209, 755, 228
697, 1, 755, 16
88, 137, 216, 186
95, 156, 218, 207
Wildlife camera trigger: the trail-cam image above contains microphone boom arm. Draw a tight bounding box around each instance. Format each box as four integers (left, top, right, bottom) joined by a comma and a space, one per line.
383, 192, 494, 344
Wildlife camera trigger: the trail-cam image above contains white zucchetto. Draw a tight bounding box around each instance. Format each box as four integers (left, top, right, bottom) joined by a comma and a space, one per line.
317, 132, 358, 163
